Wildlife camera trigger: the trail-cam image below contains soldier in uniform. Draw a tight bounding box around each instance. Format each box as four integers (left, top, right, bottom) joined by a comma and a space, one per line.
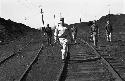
71, 24, 77, 43
55, 18, 70, 61
54, 24, 59, 44
42, 27, 46, 36
105, 20, 113, 42
90, 20, 99, 46
46, 24, 53, 46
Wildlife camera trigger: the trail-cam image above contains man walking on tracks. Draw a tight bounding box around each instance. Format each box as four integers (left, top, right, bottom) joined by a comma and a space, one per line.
71, 24, 77, 43
46, 24, 53, 46
55, 18, 70, 61
105, 20, 113, 42
90, 20, 99, 46
54, 24, 59, 44
42, 27, 46, 36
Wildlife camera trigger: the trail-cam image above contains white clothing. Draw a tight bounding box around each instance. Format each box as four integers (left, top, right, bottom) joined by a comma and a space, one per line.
54, 23, 68, 60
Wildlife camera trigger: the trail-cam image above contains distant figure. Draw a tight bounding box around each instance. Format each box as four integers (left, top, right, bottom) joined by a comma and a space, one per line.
42, 27, 46, 36
45, 24, 53, 46
54, 25, 59, 43
105, 20, 113, 42
71, 24, 77, 43
54, 18, 70, 61
90, 20, 99, 46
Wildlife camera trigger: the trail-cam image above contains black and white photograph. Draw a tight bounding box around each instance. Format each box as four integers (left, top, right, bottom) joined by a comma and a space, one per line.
0, 0, 125, 81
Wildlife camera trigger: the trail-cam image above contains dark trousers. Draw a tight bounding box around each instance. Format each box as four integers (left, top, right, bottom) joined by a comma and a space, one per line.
47, 35, 52, 45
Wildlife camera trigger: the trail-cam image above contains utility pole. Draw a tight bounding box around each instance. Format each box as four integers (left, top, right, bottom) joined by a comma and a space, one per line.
41, 8, 45, 27
80, 18, 81, 23
54, 14, 56, 28
107, 4, 111, 24
108, 6, 111, 26
109, 9, 110, 21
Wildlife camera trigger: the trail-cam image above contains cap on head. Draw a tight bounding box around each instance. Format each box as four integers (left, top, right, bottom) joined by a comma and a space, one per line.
47, 24, 49, 27
60, 18, 64, 25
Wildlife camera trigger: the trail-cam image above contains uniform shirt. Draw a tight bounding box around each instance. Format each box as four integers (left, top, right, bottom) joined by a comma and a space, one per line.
46, 27, 52, 37
105, 24, 113, 33
57, 24, 72, 39
91, 24, 98, 33
58, 24, 67, 37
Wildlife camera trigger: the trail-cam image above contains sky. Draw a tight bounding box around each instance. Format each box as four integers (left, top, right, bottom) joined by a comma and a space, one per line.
0, 0, 124, 28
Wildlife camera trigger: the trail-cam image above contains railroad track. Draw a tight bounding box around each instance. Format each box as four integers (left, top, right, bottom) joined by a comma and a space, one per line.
57, 38, 123, 81
0, 34, 34, 65
0, 32, 44, 66
0, 38, 33, 65
0, 33, 44, 81
15, 45, 43, 81
96, 36, 125, 80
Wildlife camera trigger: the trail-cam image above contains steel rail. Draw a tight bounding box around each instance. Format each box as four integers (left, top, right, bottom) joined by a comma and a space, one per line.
15, 45, 43, 81
0, 38, 34, 65
56, 37, 123, 81
79, 38, 123, 81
